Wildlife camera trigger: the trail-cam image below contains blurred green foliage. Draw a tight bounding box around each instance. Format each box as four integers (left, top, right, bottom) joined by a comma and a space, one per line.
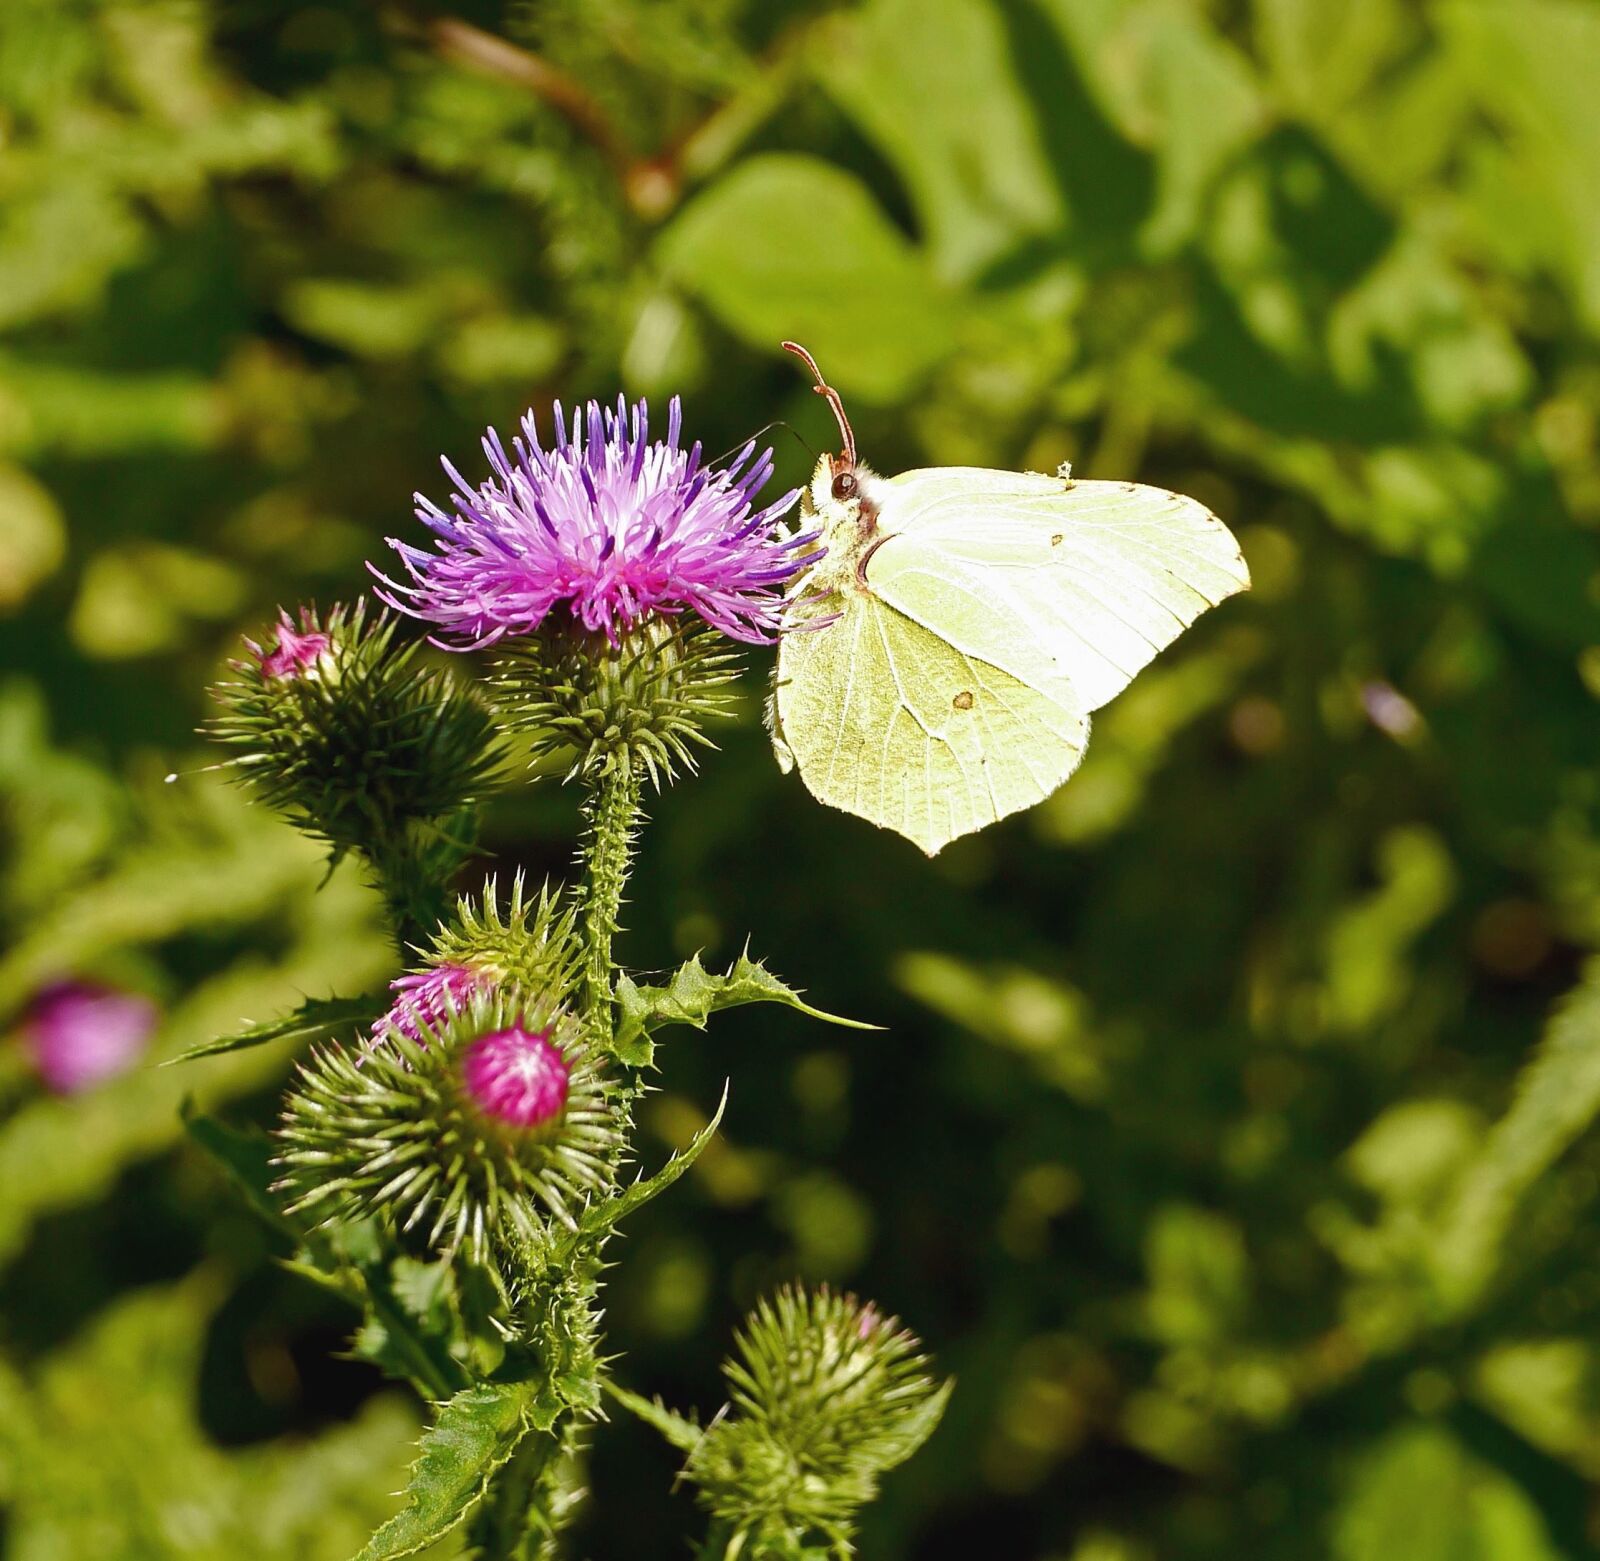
4, 0, 1600, 1555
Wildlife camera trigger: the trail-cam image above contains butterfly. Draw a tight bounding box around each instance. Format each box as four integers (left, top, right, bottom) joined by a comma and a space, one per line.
769, 342, 1251, 855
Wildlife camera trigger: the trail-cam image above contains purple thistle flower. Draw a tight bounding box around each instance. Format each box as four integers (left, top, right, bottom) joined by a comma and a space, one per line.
369, 962, 486, 1048
372, 397, 808, 647
245, 608, 332, 680
22, 981, 156, 1094
461, 1024, 571, 1130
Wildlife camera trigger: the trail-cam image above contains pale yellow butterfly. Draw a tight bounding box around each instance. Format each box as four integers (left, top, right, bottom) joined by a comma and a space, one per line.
770, 343, 1251, 855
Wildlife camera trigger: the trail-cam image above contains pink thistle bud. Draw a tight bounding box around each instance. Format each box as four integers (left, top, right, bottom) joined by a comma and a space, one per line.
461, 1024, 570, 1130
249, 608, 332, 680
22, 981, 157, 1094
370, 962, 485, 1049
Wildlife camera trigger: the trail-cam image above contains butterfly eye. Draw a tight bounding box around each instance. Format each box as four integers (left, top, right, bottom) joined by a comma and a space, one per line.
831, 470, 859, 502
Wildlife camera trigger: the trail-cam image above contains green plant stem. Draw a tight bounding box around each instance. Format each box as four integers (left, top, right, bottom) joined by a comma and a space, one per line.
466, 1426, 566, 1560
579, 761, 642, 1053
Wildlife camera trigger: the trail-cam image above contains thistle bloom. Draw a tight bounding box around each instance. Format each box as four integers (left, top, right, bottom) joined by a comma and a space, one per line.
462, 1024, 571, 1130
246, 608, 332, 680
369, 962, 486, 1048
23, 981, 156, 1094
373, 397, 807, 647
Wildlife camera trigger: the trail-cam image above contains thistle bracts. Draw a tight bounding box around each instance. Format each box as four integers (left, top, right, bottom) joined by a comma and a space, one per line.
494, 617, 741, 788
370, 876, 584, 1049
276, 989, 619, 1269
675, 1288, 951, 1559
208, 599, 506, 856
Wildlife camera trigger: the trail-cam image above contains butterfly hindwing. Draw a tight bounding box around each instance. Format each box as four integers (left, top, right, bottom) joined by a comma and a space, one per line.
774, 586, 1088, 857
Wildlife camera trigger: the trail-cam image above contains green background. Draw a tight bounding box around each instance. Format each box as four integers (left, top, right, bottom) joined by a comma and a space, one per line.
5, 0, 1600, 1556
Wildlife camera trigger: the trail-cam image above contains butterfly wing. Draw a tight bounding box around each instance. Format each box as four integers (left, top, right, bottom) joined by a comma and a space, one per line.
867, 467, 1250, 712
773, 584, 1088, 856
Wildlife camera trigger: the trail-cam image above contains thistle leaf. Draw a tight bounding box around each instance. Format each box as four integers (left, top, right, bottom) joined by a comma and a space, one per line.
574, 1084, 729, 1244
604, 1382, 703, 1452
164, 992, 383, 1066
181, 1103, 300, 1241
352, 1382, 534, 1561
614, 952, 876, 1067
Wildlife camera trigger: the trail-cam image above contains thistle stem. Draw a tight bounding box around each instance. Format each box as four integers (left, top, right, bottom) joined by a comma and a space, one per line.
466, 1426, 566, 1560
579, 760, 642, 1053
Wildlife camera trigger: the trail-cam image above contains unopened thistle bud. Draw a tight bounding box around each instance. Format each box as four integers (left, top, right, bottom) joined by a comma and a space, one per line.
276, 990, 618, 1266
681, 1288, 951, 1556
494, 617, 742, 786
208, 600, 506, 853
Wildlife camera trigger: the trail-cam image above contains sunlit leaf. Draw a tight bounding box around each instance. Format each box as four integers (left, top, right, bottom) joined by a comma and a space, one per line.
657, 154, 956, 401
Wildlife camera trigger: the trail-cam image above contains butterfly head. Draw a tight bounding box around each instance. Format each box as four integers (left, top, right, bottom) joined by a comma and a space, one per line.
783, 341, 881, 540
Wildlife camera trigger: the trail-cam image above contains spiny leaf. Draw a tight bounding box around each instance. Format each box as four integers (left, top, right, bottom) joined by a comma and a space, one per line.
164, 992, 383, 1066
614, 952, 876, 1067
604, 1381, 703, 1452
573, 1084, 729, 1245
352, 1382, 534, 1561
182, 1103, 301, 1243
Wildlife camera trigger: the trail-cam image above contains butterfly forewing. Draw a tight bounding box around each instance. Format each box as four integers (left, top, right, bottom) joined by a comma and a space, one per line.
868, 468, 1251, 712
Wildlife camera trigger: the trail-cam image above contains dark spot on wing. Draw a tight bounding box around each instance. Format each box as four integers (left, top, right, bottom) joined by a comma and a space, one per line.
952, 690, 974, 710
1050, 533, 1063, 546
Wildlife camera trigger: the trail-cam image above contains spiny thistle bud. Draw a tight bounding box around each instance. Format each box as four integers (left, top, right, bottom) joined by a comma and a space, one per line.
493, 617, 741, 787
369, 877, 581, 1047
275, 990, 619, 1266
207, 600, 507, 853
682, 1287, 951, 1557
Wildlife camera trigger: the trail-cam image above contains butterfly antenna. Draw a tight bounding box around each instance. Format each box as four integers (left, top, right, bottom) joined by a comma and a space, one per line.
710, 420, 815, 469
781, 341, 856, 467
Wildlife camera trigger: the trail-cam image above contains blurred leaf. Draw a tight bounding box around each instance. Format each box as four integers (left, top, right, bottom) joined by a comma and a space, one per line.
0, 462, 66, 612
1431, 959, 1600, 1309
3, 1280, 429, 1561
1252, 0, 1407, 120
1475, 1339, 1600, 1479
1122, 4, 1266, 255
815, 0, 1062, 282
895, 951, 1107, 1101
1143, 1204, 1249, 1346
1333, 1424, 1561, 1561
657, 153, 957, 401
1323, 827, 1454, 1034
70, 542, 247, 659
1438, 0, 1600, 329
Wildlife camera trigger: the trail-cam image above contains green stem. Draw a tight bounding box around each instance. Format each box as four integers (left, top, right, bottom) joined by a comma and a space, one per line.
579, 761, 642, 1053
467, 1425, 567, 1560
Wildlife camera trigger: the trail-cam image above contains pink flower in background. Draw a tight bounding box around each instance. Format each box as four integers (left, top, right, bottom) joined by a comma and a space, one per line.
23, 982, 157, 1094
369, 962, 486, 1048
374, 396, 808, 647
246, 608, 332, 680
461, 1024, 571, 1130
